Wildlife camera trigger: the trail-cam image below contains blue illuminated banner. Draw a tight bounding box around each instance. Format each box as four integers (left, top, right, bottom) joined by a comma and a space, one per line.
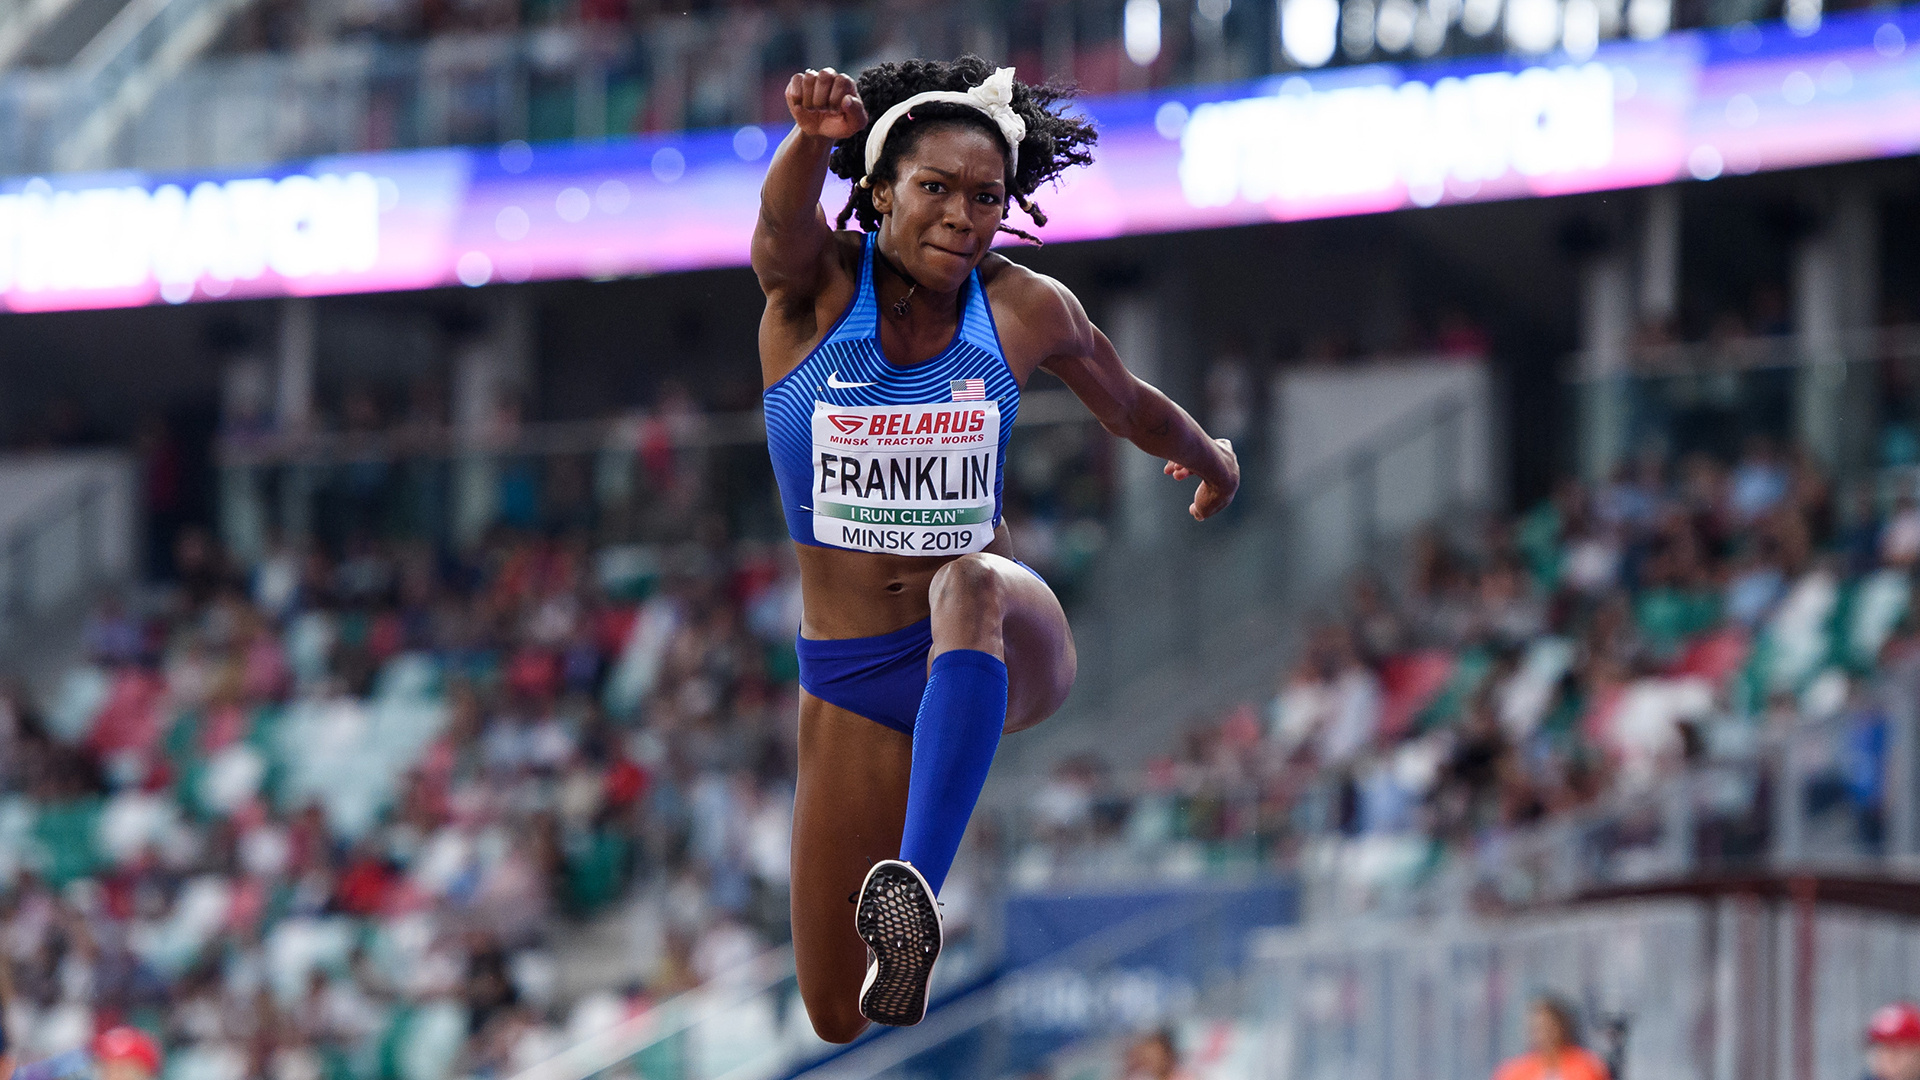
0, 5, 1913, 312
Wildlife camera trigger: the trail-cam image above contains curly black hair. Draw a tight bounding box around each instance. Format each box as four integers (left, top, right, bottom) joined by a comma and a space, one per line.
828, 56, 1098, 245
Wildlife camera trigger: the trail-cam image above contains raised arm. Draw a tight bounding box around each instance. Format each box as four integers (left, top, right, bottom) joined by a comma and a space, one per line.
751, 68, 867, 300
1036, 280, 1240, 521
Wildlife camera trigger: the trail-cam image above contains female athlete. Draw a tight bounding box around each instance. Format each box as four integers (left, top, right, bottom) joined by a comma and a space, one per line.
753, 56, 1240, 1039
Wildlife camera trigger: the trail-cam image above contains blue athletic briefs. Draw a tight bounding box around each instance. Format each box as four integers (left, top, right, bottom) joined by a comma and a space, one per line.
795, 560, 1044, 731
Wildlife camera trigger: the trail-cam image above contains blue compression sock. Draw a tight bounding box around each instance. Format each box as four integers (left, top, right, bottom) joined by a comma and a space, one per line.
898, 649, 1008, 895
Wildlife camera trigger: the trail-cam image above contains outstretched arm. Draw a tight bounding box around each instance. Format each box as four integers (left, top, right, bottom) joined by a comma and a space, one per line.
1039, 283, 1239, 521
750, 68, 867, 300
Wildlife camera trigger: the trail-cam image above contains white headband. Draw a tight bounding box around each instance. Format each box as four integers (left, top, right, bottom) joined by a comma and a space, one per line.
859, 67, 1026, 188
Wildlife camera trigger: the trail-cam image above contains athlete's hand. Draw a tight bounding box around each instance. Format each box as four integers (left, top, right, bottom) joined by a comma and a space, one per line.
1166, 438, 1239, 521
787, 68, 866, 141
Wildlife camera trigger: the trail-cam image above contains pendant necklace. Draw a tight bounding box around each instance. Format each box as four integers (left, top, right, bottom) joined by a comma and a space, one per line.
878, 249, 919, 317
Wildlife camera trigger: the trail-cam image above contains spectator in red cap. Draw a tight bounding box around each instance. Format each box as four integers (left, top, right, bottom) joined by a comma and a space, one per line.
1868, 1003, 1920, 1080
91, 1029, 161, 1080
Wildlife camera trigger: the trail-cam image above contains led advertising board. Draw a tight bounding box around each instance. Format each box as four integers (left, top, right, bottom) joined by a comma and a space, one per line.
0, 4, 1913, 312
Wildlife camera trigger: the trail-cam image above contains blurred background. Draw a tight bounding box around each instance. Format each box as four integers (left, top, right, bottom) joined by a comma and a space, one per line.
0, 0, 1918, 1077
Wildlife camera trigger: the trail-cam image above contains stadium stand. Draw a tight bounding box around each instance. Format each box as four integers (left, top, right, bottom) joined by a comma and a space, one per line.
1, 523, 807, 1078
0, 377, 1117, 1076
9, 330, 1920, 1073
0, 0, 1917, 1068
996, 435, 1920, 899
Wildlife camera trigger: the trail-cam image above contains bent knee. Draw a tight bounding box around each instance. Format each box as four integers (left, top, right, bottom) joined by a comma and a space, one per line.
803, 999, 869, 1044
929, 553, 1009, 619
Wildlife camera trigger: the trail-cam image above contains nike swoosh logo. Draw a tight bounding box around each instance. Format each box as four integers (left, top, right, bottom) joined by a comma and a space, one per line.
826, 371, 876, 389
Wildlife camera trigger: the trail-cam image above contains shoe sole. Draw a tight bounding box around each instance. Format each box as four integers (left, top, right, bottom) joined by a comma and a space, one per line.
855, 859, 942, 1027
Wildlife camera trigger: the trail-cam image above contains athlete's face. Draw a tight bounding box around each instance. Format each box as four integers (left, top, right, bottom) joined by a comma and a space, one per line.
870, 124, 1007, 292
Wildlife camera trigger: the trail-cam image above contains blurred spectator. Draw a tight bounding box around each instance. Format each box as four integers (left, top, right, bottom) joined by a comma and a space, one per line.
1120, 1030, 1192, 1080
1491, 998, 1609, 1080
12, 1026, 163, 1080
1730, 436, 1789, 524
1867, 1002, 1920, 1080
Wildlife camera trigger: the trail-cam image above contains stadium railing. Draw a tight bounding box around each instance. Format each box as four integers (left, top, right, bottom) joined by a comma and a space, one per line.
1249, 893, 1920, 1080
48, 0, 255, 170
531, 891, 1920, 1080
1574, 324, 1920, 487
774, 892, 1920, 1080
212, 386, 1098, 555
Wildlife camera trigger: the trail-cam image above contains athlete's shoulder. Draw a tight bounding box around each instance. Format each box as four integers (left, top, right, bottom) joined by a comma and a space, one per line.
979, 253, 1067, 309
979, 255, 1091, 361
827, 229, 868, 273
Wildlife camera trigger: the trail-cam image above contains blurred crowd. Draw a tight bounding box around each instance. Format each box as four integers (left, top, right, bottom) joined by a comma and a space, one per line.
201, 0, 1886, 145
0, 355, 1111, 1080
0, 523, 812, 1080
1011, 437, 1920, 900
12, 337, 1920, 1074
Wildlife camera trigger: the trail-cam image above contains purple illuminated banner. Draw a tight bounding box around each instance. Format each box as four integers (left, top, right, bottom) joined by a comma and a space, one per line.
0, 5, 1915, 312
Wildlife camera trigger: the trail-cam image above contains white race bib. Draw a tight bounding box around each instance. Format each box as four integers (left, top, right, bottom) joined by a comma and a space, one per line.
810, 401, 1000, 555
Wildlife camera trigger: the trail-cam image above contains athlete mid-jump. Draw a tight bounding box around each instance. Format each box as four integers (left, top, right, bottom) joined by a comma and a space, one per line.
753, 56, 1240, 1039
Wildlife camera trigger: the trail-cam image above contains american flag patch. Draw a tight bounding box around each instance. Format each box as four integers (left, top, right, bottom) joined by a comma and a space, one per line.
950, 378, 986, 401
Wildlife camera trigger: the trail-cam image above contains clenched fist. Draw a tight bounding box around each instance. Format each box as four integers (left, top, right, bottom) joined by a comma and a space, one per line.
786, 67, 867, 140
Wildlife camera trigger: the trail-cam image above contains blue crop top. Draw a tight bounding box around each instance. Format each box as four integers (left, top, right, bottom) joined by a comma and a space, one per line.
765, 232, 1021, 556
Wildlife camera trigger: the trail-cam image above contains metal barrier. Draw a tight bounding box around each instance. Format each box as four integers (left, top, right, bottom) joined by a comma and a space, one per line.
1573, 325, 1920, 485
211, 388, 1108, 558
1250, 900, 1710, 1080
532, 890, 1920, 1080
1249, 893, 1920, 1080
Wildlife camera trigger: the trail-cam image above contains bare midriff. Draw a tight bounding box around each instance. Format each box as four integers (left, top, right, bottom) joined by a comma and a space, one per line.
794, 524, 1015, 640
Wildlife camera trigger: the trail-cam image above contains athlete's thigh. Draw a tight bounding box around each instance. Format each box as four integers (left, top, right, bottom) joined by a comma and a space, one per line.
789, 690, 913, 1041
971, 554, 1076, 734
